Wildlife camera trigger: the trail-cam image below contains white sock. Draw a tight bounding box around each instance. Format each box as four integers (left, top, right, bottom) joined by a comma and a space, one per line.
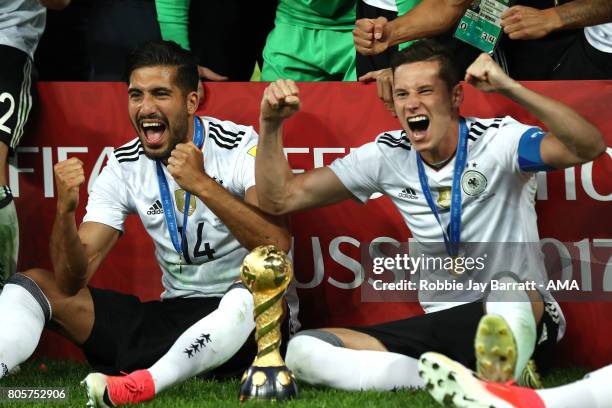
0, 186, 18, 285
0, 280, 49, 379
148, 287, 255, 394
535, 365, 612, 408
486, 276, 536, 379
285, 334, 424, 391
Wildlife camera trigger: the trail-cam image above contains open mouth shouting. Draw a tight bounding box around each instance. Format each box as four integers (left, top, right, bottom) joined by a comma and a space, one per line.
407, 114, 430, 142
140, 119, 168, 147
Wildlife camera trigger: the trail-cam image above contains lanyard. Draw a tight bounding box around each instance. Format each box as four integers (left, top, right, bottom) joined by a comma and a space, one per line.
415, 118, 468, 257
156, 117, 204, 261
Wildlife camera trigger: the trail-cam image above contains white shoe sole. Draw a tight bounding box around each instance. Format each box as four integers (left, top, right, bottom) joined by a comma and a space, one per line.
81, 373, 112, 408
418, 352, 514, 408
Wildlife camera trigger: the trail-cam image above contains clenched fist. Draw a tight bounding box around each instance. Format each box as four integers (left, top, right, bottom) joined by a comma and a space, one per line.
167, 142, 208, 194
353, 17, 390, 56
465, 53, 518, 94
501, 6, 560, 40
260, 79, 301, 124
54, 157, 85, 214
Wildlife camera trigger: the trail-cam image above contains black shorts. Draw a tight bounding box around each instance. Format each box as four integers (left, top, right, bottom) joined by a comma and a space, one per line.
351, 301, 560, 373
0, 45, 36, 154
81, 286, 290, 377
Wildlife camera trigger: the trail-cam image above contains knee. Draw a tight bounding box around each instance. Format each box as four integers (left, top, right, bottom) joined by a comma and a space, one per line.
21, 268, 52, 281
286, 330, 342, 371
5, 271, 54, 322
20, 268, 59, 298
286, 335, 312, 373
22, 268, 83, 298
19, 268, 74, 305
219, 287, 254, 327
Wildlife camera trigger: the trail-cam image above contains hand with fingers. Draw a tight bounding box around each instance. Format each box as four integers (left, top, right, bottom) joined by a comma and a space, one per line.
353, 17, 390, 56
54, 157, 86, 214
359, 68, 396, 117
196, 66, 228, 107
260, 79, 301, 124
500, 6, 560, 40
198, 65, 228, 81
167, 142, 208, 195
465, 53, 518, 94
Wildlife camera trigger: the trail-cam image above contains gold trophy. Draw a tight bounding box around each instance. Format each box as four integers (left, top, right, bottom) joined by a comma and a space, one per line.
239, 245, 298, 402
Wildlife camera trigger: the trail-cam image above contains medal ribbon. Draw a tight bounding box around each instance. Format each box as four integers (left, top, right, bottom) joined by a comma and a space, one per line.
415, 118, 468, 257
156, 117, 204, 260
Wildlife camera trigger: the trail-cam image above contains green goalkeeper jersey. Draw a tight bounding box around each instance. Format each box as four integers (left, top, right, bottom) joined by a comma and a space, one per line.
276, 0, 356, 30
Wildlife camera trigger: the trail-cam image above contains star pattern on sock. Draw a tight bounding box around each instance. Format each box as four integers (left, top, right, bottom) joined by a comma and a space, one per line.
183, 333, 212, 358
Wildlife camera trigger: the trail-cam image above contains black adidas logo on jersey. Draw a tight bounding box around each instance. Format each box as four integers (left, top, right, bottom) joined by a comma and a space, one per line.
147, 200, 164, 215
399, 187, 418, 200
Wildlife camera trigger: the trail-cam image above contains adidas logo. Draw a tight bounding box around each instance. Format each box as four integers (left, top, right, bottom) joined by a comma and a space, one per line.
147, 200, 164, 215
398, 187, 418, 200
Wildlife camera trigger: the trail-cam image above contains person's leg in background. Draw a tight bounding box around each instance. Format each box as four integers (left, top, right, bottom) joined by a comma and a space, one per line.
35, 1, 92, 81
355, 0, 399, 78
0, 44, 36, 289
87, 0, 162, 81
262, 22, 356, 82
188, 1, 277, 81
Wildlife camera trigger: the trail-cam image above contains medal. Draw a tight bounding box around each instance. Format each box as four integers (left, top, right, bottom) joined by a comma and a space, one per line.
156, 117, 205, 272
437, 187, 452, 210
416, 118, 469, 263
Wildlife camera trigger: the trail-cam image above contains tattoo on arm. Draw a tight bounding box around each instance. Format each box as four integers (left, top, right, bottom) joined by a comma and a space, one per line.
556, 0, 612, 29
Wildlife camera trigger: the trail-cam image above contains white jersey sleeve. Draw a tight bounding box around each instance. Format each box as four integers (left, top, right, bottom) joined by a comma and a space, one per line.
229, 126, 258, 195
328, 141, 383, 203
82, 154, 132, 232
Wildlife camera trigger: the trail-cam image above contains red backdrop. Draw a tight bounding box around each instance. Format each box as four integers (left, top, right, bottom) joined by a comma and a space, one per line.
10, 81, 612, 368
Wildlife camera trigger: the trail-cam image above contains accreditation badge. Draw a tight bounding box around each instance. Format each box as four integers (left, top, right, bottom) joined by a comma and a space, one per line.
454, 0, 511, 54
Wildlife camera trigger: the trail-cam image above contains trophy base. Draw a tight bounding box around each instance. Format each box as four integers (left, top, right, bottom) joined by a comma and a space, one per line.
239, 365, 298, 402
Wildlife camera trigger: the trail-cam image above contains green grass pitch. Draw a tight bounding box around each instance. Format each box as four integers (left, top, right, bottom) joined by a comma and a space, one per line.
0, 360, 587, 407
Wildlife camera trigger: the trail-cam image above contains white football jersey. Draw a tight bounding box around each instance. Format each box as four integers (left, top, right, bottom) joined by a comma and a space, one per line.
84, 116, 257, 299
330, 116, 565, 337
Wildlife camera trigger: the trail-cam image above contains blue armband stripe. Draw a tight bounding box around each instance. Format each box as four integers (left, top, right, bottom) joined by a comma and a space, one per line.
518, 128, 554, 172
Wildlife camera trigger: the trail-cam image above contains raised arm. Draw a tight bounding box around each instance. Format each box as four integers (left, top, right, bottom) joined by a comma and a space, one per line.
51, 158, 119, 296
501, 0, 612, 40
353, 0, 473, 56
465, 53, 606, 169
255, 80, 355, 215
